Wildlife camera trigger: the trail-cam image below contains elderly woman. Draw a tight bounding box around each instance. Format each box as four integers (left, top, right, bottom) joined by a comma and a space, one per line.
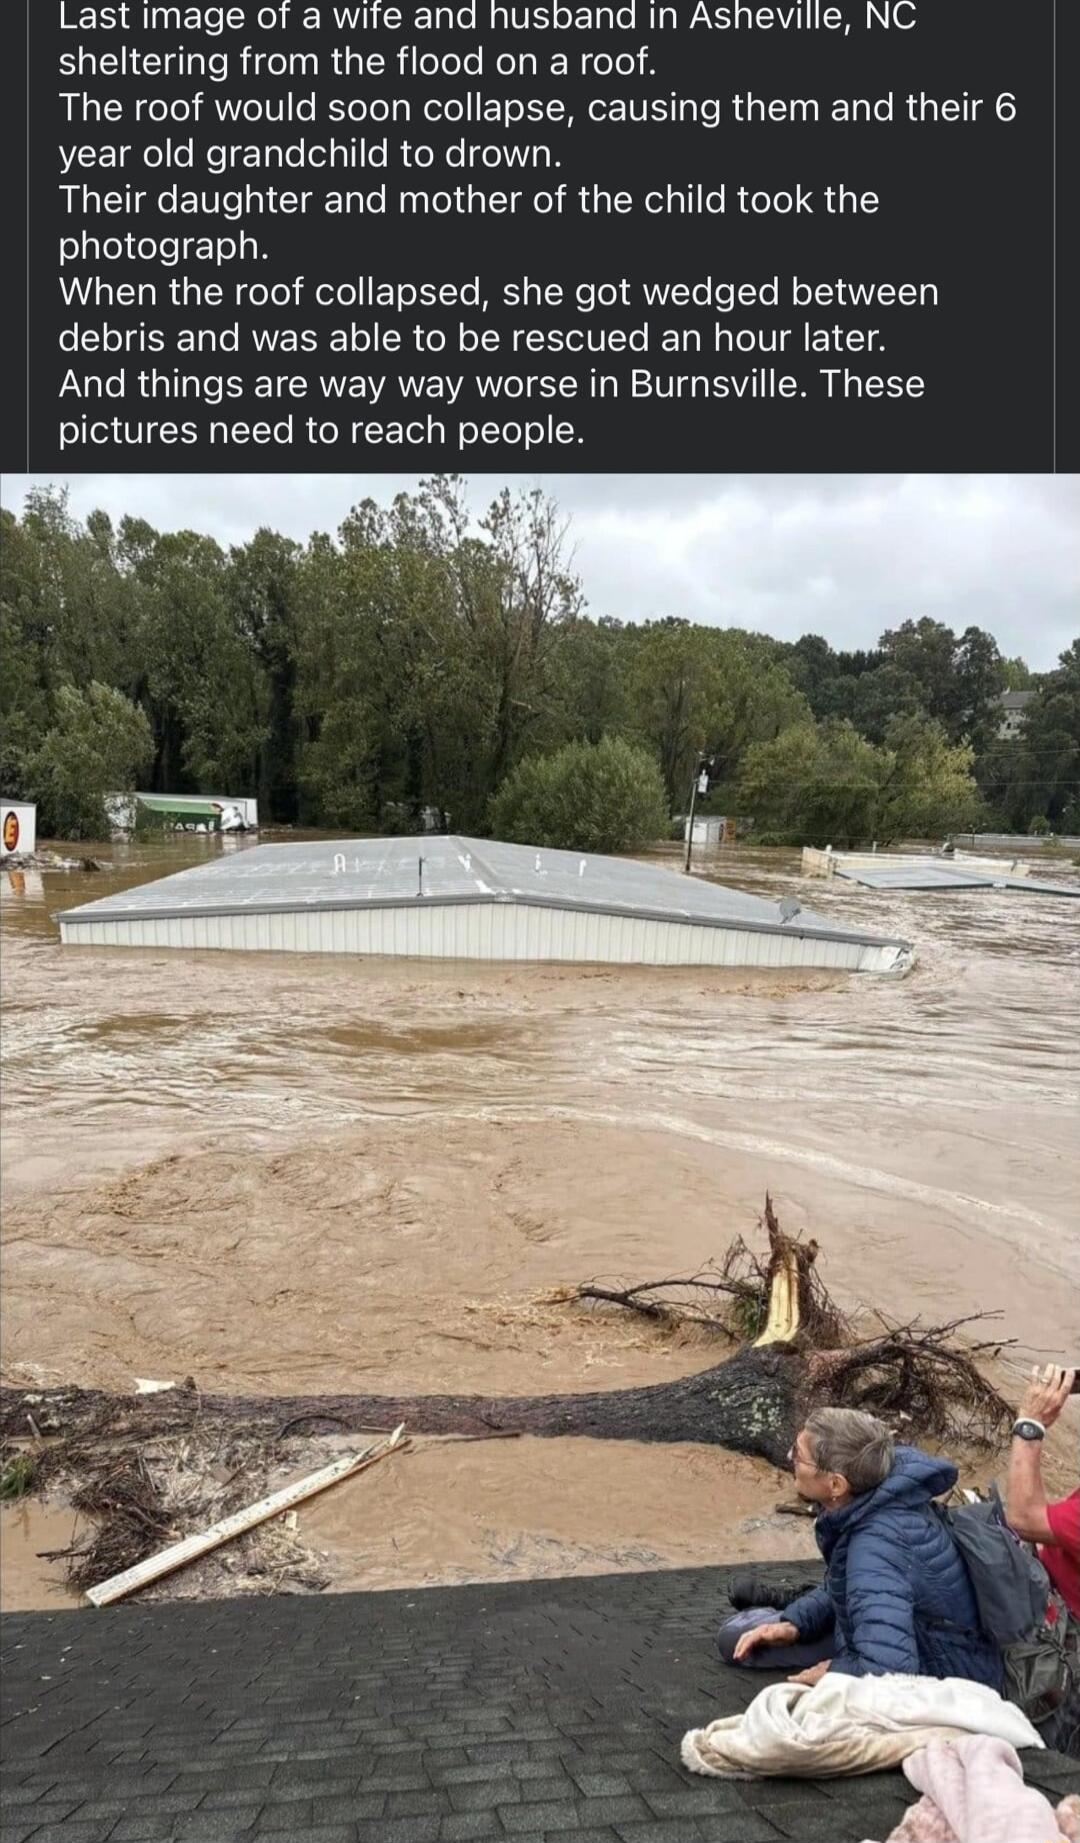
723, 1407, 1001, 1689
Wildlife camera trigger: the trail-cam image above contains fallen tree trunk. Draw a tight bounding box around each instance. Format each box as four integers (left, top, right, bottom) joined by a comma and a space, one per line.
1, 1205, 1012, 1490
0, 1345, 803, 1468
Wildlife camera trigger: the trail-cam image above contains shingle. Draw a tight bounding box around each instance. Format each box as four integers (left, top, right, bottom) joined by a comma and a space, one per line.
644, 1788, 748, 1817
109, 1822, 180, 1842
249, 1805, 314, 1832
571, 1771, 634, 1798
170, 1813, 263, 1839
4, 1564, 1075, 1843
16, 1828, 121, 1843
437, 1816, 504, 1843
690, 1818, 782, 1842
498, 1802, 579, 1832
612, 1822, 707, 1843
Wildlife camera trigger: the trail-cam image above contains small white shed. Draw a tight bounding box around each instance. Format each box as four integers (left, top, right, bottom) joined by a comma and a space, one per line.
683, 815, 727, 849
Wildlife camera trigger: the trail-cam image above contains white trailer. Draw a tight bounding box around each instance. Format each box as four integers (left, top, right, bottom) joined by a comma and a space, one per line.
105, 792, 259, 833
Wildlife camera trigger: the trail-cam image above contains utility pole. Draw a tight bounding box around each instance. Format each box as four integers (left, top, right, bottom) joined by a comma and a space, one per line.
684, 756, 710, 874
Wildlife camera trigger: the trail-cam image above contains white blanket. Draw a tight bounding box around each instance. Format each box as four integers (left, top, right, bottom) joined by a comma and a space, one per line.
681, 1673, 1044, 1780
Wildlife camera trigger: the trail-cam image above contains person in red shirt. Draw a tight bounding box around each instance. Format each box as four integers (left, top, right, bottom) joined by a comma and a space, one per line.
1005, 1363, 1079, 1755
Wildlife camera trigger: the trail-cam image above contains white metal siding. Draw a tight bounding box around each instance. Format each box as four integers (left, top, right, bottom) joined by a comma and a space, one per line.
59, 900, 902, 972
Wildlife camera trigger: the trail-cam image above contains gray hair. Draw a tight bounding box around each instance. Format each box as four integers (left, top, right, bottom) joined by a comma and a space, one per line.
804, 1407, 894, 1494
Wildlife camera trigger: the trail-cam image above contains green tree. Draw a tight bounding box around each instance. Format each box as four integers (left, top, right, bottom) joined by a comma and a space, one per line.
777, 636, 901, 730
0, 509, 55, 795
776, 634, 840, 710
0, 480, 1052, 846
27, 682, 153, 840
1013, 640, 1080, 829
292, 477, 584, 834
227, 529, 302, 821
847, 662, 925, 744
625, 620, 808, 809
489, 735, 668, 853
412, 477, 583, 820
878, 716, 984, 840
736, 721, 885, 847
625, 619, 726, 805
294, 500, 442, 831
879, 618, 1005, 744
133, 529, 266, 793
544, 615, 628, 747
1001, 656, 1033, 690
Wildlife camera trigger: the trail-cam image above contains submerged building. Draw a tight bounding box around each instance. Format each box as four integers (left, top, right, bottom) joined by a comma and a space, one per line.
58, 835, 914, 973
104, 792, 259, 833
802, 844, 1078, 898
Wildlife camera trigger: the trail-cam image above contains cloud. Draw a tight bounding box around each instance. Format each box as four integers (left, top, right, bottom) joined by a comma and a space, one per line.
4, 471, 1076, 668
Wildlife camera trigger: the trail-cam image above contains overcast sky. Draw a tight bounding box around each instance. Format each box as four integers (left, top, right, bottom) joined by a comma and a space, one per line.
4, 472, 1076, 669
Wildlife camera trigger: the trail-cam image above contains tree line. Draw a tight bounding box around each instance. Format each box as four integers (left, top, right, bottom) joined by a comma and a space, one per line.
2, 477, 1077, 848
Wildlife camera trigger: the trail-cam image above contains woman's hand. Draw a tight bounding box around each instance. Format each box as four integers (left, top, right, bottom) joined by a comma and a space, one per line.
732, 1620, 799, 1662
788, 1661, 831, 1687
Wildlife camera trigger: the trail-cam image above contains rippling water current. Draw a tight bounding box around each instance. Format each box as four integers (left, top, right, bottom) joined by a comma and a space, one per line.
2, 833, 1077, 1605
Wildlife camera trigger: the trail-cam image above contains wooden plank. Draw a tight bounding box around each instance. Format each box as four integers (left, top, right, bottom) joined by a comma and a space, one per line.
86, 1423, 407, 1608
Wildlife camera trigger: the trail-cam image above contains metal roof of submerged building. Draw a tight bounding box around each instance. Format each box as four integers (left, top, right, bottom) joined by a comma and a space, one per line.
58, 835, 914, 971
833, 862, 1080, 896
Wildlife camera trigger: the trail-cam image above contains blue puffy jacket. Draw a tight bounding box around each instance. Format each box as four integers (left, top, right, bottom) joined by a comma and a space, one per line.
785, 1446, 1002, 1687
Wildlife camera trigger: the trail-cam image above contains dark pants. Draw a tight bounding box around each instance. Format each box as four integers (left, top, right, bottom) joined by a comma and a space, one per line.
717, 1605, 837, 1673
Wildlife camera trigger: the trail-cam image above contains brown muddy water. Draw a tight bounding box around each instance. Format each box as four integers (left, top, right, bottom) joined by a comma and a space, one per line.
2, 834, 1078, 1608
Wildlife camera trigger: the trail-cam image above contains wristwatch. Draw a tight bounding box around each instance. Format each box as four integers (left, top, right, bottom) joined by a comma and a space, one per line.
1011, 1418, 1046, 1441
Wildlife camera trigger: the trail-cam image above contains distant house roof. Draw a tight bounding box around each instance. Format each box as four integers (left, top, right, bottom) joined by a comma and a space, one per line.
998, 689, 1035, 711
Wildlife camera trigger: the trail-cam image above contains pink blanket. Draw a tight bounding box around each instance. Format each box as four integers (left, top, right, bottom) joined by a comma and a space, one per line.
877, 1737, 1079, 1843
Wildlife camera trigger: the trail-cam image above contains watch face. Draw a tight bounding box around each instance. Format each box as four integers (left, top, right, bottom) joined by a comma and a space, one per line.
1014, 1420, 1043, 1439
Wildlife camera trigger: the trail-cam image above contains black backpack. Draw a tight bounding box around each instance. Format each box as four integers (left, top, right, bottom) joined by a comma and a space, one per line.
934, 1485, 1078, 1726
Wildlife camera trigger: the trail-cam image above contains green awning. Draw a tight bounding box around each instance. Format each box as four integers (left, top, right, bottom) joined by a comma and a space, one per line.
138, 796, 221, 819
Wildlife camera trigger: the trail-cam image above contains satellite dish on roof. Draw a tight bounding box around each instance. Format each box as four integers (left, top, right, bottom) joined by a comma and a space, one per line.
778, 896, 801, 924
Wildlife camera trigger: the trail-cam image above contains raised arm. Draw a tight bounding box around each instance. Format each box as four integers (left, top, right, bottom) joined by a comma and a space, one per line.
1005, 1365, 1075, 1545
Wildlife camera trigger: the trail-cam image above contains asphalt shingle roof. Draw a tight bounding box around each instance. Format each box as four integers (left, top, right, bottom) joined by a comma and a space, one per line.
2, 1564, 1075, 1843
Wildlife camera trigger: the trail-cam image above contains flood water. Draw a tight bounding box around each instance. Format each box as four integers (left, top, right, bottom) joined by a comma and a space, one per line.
2, 833, 1078, 1604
